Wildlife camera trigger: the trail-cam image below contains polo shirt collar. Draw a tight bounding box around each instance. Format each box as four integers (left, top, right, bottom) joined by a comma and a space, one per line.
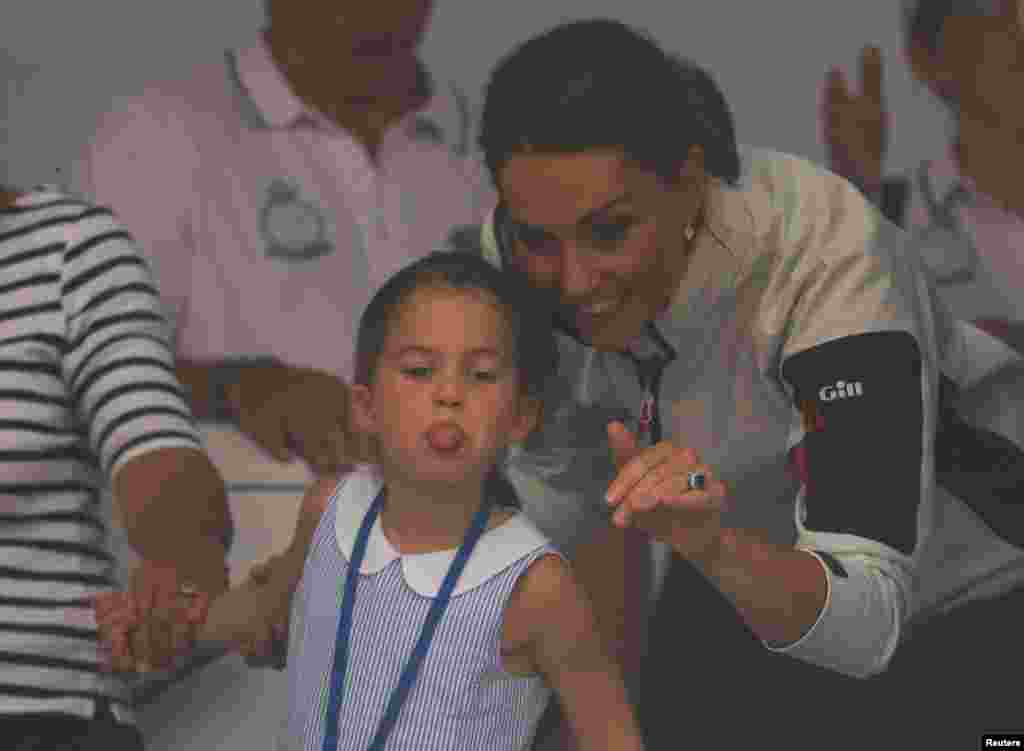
230, 35, 307, 129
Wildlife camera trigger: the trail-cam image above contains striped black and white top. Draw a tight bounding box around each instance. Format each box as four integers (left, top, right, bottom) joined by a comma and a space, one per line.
0, 188, 201, 724
280, 468, 559, 751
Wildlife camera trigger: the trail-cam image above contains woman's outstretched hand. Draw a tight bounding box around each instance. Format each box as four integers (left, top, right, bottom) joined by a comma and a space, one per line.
605, 421, 728, 566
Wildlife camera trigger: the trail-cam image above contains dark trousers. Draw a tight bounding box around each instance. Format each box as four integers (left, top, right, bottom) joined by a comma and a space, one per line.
866, 587, 1024, 748
637, 557, 863, 749
2, 699, 144, 751
639, 557, 1024, 749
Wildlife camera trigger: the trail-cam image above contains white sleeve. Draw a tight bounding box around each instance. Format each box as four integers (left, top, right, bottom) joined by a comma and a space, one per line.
765, 519, 909, 678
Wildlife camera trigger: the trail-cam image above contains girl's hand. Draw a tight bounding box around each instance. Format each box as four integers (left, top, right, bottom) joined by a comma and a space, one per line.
93, 591, 139, 673
92, 582, 211, 674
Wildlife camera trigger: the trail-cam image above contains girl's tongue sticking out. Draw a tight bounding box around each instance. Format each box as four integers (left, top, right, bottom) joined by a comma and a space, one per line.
426, 422, 466, 453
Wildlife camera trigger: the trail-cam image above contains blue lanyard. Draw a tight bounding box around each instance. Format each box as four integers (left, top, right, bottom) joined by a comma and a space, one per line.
320, 488, 493, 751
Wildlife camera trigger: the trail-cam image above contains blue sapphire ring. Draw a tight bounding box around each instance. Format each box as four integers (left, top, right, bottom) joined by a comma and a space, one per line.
686, 472, 707, 491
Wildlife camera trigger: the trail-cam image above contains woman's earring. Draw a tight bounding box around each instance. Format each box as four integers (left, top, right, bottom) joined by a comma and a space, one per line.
684, 225, 695, 242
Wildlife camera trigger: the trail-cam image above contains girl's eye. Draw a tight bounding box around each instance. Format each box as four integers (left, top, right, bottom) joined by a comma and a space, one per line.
473, 371, 499, 382
401, 367, 432, 378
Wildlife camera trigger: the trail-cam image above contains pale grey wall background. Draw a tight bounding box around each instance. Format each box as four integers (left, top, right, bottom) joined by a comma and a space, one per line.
2, 0, 952, 190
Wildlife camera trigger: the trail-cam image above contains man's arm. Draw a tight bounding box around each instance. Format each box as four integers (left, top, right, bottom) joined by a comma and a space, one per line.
175, 358, 281, 422
177, 359, 371, 475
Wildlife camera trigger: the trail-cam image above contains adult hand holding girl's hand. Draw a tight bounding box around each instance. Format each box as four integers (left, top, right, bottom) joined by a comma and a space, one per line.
93, 563, 212, 674
94, 551, 297, 673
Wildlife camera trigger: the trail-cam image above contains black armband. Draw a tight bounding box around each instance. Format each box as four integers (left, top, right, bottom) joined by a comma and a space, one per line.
782, 331, 924, 555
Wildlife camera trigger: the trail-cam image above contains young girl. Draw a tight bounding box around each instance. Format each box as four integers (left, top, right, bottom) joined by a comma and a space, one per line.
96, 251, 644, 750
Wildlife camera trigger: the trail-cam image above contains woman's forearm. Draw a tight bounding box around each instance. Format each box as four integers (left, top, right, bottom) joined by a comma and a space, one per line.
693, 528, 827, 647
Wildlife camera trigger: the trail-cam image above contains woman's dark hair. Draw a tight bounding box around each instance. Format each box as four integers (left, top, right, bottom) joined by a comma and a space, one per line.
353, 251, 559, 509
480, 18, 741, 187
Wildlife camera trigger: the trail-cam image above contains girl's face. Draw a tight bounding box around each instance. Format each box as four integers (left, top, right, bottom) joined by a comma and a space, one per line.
497, 148, 705, 351
351, 285, 538, 490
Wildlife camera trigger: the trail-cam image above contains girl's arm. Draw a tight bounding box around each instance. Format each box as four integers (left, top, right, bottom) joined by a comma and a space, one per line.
515, 554, 645, 751
194, 546, 304, 649
200, 473, 339, 652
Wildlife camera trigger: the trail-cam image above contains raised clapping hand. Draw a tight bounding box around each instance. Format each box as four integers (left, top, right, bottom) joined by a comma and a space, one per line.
822, 44, 887, 195
605, 421, 729, 564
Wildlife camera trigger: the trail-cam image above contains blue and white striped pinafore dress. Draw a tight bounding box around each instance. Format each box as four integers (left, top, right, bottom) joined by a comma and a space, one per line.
278, 468, 560, 750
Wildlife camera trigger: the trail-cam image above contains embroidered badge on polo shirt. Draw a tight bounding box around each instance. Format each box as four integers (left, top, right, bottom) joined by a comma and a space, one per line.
260, 179, 333, 261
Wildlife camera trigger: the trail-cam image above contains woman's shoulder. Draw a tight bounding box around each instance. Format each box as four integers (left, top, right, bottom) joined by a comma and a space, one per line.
732, 146, 880, 252
739, 146, 849, 203
703, 147, 830, 264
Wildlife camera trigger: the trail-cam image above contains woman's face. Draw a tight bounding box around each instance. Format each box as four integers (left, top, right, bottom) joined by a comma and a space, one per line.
497, 148, 705, 351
